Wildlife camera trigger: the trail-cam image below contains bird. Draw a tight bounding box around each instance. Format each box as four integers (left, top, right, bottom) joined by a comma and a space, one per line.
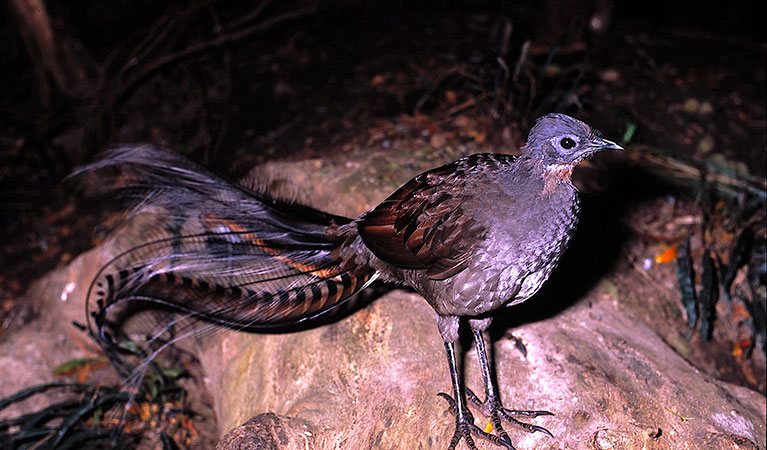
84, 113, 622, 449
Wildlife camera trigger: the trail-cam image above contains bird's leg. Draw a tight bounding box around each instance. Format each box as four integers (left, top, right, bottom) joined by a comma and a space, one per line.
470, 326, 512, 444
439, 340, 514, 450
468, 325, 554, 440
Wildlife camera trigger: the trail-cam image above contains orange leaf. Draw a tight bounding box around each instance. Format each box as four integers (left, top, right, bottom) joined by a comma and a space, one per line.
183, 415, 199, 438
138, 402, 152, 421
370, 74, 386, 87
732, 303, 750, 321
445, 90, 457, 105
732, 340, 751, 358
654, 245, 679, 264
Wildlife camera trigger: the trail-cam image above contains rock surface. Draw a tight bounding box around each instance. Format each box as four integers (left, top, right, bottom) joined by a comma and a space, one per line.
211, 288, 766, 450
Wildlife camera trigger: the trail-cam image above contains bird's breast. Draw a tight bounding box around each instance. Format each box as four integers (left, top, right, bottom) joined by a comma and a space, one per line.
493, 186, 580, 303
438, 185, 579, 315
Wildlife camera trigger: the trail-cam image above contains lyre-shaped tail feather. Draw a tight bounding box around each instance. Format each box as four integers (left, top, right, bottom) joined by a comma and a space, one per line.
81, 146, 374, 376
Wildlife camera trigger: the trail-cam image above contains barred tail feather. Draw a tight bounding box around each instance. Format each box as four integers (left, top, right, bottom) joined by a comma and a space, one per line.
80, 145, 373, 380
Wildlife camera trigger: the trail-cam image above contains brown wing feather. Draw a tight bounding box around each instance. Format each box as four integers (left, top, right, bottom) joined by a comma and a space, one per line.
357, 154, 515, 280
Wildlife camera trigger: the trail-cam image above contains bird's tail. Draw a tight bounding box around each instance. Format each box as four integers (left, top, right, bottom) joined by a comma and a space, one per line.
79, 146, 375, 382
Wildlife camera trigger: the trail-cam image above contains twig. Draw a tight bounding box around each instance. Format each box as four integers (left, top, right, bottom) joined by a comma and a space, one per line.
230, 0, 275, 29
444, 97, 482, 116
414, 66, 471, 115
634, 149, 767, 199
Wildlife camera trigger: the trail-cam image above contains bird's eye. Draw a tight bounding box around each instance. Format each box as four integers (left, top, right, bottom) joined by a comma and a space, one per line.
560, 137, 576, 149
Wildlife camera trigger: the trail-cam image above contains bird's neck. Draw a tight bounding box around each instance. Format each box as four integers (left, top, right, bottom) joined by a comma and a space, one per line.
521, 154, 576, 195
542, 163, 575, 194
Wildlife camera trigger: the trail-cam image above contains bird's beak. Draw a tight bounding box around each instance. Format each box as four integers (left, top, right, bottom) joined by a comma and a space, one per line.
590, 137, 624, 152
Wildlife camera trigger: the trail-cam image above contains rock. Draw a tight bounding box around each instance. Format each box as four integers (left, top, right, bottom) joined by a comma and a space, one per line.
0, 247, 114, 419
216, 413, 315, 450
206, 291, 451, 449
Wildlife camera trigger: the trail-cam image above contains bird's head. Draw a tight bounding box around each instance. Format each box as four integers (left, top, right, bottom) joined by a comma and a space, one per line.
524, 113, 623, 167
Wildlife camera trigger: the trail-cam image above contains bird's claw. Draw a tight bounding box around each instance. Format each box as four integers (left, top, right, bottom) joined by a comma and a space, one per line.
437, 388, 554, 450
439, 393, 516, 450
528, 424, 554, 438
437, 392, 457, 412
494, 406, 554, 437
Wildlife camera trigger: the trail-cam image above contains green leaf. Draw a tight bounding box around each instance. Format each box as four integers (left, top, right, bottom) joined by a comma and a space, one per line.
162, 367, 186, 379
117, 340, 141, 354
53, 358, 100, 376
622, 120, 637, 145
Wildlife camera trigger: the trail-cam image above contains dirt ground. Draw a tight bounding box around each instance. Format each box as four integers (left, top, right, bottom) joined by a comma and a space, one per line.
0, 1, 764, 448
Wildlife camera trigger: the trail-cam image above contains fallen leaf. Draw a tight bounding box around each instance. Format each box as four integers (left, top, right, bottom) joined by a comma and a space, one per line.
445, 90, 457, 105
655, 244, 679, 264
732, 339, 750, 358
601, 69, 620, 82
731, 303, 750, 321
370, 74, 386, 87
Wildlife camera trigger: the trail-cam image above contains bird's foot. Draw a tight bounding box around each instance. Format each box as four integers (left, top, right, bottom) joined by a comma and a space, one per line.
465, 387, 554, 438
438, 393, 514, 450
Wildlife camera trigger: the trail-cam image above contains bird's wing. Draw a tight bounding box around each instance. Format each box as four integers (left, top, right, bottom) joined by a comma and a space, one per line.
357, 154, 515, 280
